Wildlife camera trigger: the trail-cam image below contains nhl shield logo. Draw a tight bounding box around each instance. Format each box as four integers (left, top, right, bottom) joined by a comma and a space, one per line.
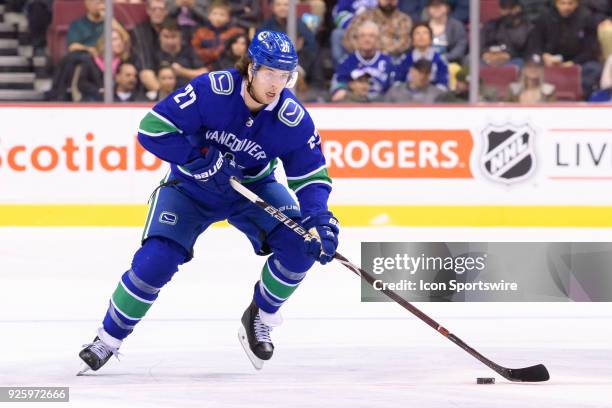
480, 124, 536, 184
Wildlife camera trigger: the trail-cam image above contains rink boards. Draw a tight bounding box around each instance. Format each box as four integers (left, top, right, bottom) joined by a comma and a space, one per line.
0, 104, 611, 226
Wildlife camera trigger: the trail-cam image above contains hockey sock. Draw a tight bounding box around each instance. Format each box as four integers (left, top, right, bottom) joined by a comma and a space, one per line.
254, 255, 308, 313
102, 269, 160, 339
102, 237, 187, 340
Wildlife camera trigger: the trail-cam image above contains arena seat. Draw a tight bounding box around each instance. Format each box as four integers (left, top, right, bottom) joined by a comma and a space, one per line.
479, 64, 519, 98
47, 1, 85, 64
543, 65, 583, 101
480, 0, 501, 23
114, 3, 148, 30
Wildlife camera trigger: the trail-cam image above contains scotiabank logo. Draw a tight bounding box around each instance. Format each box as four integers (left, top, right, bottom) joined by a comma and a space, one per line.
320, 130, 473, 178
0, 133, 162, 172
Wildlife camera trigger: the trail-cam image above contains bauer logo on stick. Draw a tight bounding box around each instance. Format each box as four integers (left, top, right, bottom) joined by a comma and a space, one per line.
480, 123, 536, 184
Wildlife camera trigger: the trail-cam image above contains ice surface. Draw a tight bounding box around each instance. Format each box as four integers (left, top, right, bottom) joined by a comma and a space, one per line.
1, 227, 611, 407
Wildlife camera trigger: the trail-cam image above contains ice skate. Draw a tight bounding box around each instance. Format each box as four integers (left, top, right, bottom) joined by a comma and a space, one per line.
77, 330, 121, 375
238, 300, 282, 370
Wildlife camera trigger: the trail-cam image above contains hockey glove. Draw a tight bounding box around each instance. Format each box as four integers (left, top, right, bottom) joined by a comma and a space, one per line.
182, 146, 242, 196
302, 211, 340, 265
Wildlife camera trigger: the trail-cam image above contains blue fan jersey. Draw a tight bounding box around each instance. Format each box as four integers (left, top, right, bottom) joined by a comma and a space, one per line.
394, 48, 449, 90
137, 69, 332, 217
331, 51, 394, 99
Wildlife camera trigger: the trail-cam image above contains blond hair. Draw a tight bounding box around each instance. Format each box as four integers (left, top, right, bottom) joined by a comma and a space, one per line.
95, 21, 131, 61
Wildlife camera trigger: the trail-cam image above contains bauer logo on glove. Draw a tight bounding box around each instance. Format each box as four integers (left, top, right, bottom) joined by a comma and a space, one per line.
191, 153, 224, 181
179, 146, 242, 196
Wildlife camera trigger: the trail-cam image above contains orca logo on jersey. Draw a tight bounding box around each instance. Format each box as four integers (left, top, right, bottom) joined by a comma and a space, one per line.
278, 99, 304, 127
159, 211, 178, 225
209, 71, 234, 95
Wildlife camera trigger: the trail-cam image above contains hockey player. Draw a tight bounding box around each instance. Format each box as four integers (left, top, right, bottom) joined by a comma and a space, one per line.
78, 31, 339, 373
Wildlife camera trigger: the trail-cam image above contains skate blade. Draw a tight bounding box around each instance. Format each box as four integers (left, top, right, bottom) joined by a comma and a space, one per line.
76, 362, 91, 376
238, 326, 264, 370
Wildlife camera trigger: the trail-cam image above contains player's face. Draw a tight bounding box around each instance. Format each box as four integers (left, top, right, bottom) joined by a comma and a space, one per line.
250, 65, 291, 104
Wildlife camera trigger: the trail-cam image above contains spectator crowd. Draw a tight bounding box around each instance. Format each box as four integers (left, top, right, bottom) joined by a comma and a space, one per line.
12, 0, 612, 102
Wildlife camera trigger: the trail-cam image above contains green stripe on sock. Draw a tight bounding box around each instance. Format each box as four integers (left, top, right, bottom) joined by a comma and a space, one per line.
261, 262, 298, 299
111, 283, 153, 319
139, 112, 179, 135
287, 167, 332, 192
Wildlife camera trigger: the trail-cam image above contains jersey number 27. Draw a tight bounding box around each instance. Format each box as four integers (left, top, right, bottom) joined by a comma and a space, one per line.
174, 84, 197, 109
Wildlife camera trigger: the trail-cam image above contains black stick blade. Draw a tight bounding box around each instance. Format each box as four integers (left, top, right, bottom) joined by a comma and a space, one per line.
504, 364, 550, 382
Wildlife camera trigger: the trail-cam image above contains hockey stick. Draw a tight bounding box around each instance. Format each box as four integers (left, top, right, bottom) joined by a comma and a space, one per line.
230, 177, 550, 382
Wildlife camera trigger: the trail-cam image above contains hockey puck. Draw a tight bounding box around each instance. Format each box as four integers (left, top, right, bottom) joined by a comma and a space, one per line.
476, 377, 495, 384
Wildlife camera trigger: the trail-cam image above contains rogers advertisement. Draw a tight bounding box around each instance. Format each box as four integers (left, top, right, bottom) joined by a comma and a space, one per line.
321, 129, 473, 178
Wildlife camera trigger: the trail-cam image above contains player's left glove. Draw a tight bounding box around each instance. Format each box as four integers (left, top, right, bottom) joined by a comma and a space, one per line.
183, 146, 242, 196
302, 211, 340, 265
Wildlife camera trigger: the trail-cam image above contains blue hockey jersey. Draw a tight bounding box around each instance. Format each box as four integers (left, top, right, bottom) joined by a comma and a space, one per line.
137, 69, 331, 217
331, 51, 394, 100
394, 48, 449, 90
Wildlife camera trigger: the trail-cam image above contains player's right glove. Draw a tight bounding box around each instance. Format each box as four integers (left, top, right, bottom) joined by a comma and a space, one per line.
182, 146, 242, 196
302, 211, 340, 265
